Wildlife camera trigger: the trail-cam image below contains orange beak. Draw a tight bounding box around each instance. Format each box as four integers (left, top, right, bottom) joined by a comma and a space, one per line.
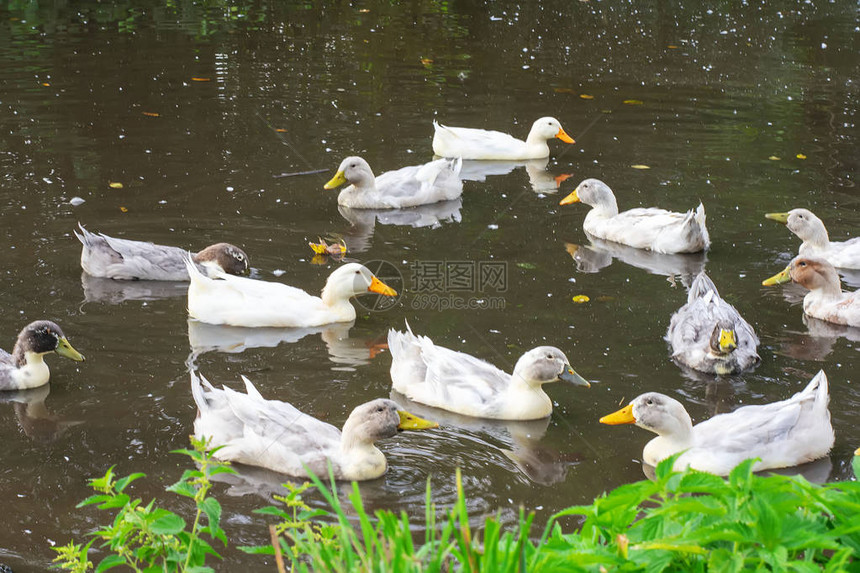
556, 128, 575, 144
368, 276, 397, 297
559, 189, 580, 206
599, 403, 636, 425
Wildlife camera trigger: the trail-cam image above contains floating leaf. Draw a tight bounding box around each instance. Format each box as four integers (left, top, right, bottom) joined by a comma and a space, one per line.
359, 8, 370, 12
579, 94, 594, 100
572, 295, 590, 303
275, 128, 287, 133
554, 88, 577, 94
420, 58, 433, 66
768, 156, 780, 161
516, 262, 537, 270
630, 164, 650, 170
796, 153, 807, 159
623, 99, 644, 105
41, 82, 51, 87
191, 77, 211, 82
119, 206, 128, 213
142, 112, 159, 117
109, 182, 124, 189
667, 45, 679, 49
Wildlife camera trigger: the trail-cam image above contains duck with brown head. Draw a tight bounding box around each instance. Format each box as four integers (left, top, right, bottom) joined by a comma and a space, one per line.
763, 257, 859, 327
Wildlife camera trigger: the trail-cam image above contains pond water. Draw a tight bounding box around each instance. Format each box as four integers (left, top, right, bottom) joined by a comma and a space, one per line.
1, 0, 858, 569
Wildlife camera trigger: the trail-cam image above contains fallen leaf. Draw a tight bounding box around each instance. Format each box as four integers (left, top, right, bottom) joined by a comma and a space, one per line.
554, 88, 577, 94
142, 112, 159, 117
667, 45, 678, 49
579, 94, 594, 100
630, 164, 650, 170
796, 153, 807, 159
191, 77, 211, 82
109, 182, 124, 189
41, 82, 51, 87
623, 99, 644, 105
420, 58, 433, 65
359, 8, 370, 12
516, 262, 537, 270
769, 156, 780, 161
572, 295, 590, 303
310, 254, 328, 265
119, 206, 128, 213
275, 128, 287, 132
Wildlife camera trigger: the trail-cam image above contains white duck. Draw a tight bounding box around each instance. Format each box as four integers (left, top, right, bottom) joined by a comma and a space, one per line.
190, 371, 437, 480
665, 272, 760, 375
74, 223, 249, 281
0, 321, 85, 391
323, 156, 463, 209
600, 370, 834, 475
187, 261, 397, 328
763, 257, 859, 327
560, 179, 710, 254
766, 209, 860, 269
432, 117, 575, 160
388, 323, 590, 420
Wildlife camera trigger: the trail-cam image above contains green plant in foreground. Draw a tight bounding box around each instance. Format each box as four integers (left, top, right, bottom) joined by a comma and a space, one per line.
52, 437, 235, 573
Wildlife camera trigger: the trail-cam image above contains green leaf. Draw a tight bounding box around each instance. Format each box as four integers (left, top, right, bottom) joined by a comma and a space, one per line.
95, 554, 127, 572
114, 473, 145, 493
200, 497, 222, 532
516, 262, 537, 270
150, 511, 186, 535
167, 481, 197, 498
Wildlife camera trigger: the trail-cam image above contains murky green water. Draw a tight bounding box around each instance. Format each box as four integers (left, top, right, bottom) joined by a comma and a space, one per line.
1, 1, 858, 569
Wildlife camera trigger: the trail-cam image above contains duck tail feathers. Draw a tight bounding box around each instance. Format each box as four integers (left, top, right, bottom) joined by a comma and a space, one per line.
805, 370, 830, 411
388, 320, 422, 360
240, 375, 265, 401
687, 271, 719, 303
190, 370, 213, 411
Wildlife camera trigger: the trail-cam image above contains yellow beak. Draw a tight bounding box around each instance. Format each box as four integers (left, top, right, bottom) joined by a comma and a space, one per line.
368, 275, 397, 297
559, 189, 580, 206
397, 410, 439, 430
323, 170, 348, 190
56, 337, 85, 362
556, 127, 575, 144
599, 403, 636, 425
765, 212, 790, 224
719, 329, 737, 353
762, 265, 792, 286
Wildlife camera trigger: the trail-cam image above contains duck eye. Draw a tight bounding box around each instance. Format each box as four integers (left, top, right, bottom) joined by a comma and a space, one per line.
376, 406, 384, 413
646, 399, 654, 405
798, 261, 807, 267
355, 270, 361, 275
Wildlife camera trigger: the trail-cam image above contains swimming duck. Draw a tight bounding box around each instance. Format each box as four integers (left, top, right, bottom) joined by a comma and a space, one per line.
0, 321, 85, 391
187, 261, 397, 328
763, 257, 860, 327
388, 323, 590, 420
75, 223, 249, 281
323, 156, 463, 209
559, 179, 710, 254
190, 371, 438, 480
600, 370, 834, 475
665, 272, 760, 375
432, 117, 575, 160
765, 209, 860, 269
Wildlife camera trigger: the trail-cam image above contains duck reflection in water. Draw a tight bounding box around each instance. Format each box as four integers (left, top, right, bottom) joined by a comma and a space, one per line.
390, 391, 581, 486
186, 319, 387, 370
336, 200, 462, 253
776, 314, 860, 362
456, 158, 572, 194
564, 234, 707, 288
0, 385, 83, 444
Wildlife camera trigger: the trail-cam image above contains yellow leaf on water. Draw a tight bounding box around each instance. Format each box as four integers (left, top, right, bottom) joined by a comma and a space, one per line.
623, 99, 644, 105
630, 164, 650, 170
579, 94, 594, 100
572, 295, 590, 303
41, 82, 51, 87
420, 58, 433, 65
769, 156, 780, 161
191, 77, 211, 82
667, 45, 678, 49
275, 128, 287, 133
119, 206, 128, 213
142, 112, 159, 117
796, 153, 807, 159
109, 182, 124, 189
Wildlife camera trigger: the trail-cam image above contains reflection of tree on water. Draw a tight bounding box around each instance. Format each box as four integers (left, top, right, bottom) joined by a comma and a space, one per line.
336, 201, 463, 253
186, 319, 387, 369
565, 234, 707, 288
0, 385, 83, 444
390, 391, 579, 486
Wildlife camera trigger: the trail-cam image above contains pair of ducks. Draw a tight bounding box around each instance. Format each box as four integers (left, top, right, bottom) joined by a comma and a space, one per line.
322, 116, 575, 209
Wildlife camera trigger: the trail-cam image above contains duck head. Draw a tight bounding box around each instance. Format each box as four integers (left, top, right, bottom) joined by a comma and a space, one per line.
763, 257, 842, 294
559, 178, 618, 212
765, 208, 829, 245
341, 398, 438, 444
512, 346, 590, 388
709, 322, 738, 355
600, 392, 692, 437
324, 157, 376, 190
13, 321, 85, 365
321, 263, 398, 303
194, 243, 250, 276
528, 117, 575, 145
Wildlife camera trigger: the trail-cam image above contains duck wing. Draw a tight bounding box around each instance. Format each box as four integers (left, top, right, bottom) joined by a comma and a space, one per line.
432, 121, 527, 160
587, 204, 709, 254
75, 224, 189, 280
